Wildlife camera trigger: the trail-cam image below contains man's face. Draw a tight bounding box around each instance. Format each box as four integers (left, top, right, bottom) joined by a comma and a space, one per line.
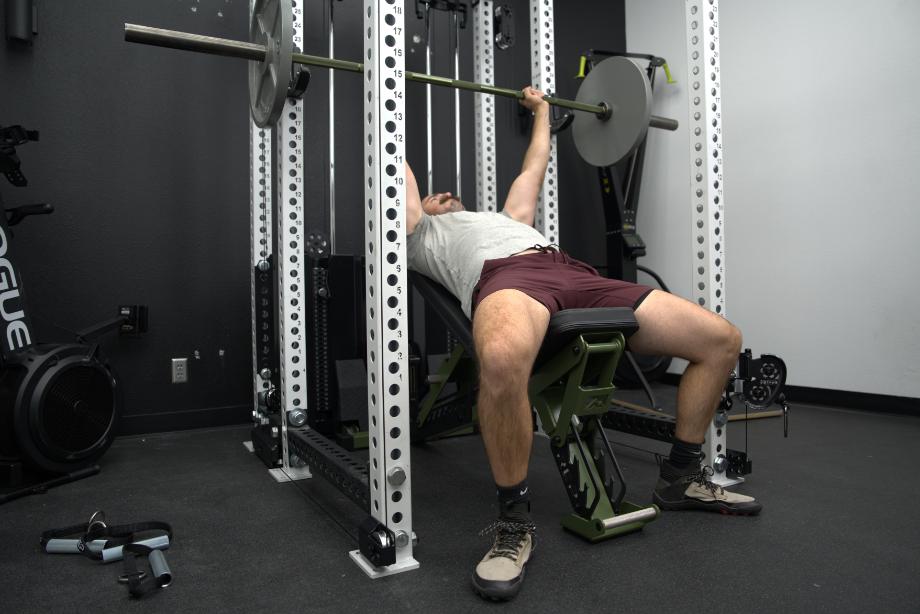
422, 193, 464, 216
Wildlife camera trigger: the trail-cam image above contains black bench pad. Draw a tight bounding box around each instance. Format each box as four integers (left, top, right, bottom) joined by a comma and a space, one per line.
535, 307, 637, 368
409, 271, 638, 361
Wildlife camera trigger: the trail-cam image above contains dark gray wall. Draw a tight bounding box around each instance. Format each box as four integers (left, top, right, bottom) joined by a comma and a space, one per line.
0, 0, 624, 434
1, 0, 255, 433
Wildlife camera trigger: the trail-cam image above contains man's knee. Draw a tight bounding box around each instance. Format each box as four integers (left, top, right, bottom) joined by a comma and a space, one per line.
477, 336, 532, 383
715, 320, 743, 363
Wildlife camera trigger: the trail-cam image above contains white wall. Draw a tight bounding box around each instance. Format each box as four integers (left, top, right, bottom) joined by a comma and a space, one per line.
625, 0, 920, 397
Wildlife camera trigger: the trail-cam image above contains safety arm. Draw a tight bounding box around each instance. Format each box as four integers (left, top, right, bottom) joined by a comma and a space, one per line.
502, 105, 550, 226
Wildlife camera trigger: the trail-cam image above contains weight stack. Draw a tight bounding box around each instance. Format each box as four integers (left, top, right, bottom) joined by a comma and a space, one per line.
306, 255, 367, 437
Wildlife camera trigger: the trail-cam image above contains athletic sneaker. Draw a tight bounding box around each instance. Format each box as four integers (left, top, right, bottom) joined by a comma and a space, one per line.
471, 518, 536, 601
653, 459, 763, 515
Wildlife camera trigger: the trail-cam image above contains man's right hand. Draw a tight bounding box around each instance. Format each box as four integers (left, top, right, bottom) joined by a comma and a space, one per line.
519, 86, 549, 114
503, 87, 551, 227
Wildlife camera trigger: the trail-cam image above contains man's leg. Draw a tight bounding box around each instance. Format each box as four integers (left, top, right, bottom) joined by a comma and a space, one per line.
470, 288, 549, 600
629, 290, 740, 443
628, 290, 761, 515
474, 289, 550, 486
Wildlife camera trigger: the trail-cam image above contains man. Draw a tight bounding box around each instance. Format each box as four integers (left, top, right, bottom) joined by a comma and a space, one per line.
405, 86, 759, 601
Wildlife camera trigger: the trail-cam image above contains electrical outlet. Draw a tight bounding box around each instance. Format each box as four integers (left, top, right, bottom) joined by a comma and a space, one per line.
171, 358, 188, 383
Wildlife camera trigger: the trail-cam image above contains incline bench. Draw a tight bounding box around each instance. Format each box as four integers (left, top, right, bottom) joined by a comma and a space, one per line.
409, 271, 659, 541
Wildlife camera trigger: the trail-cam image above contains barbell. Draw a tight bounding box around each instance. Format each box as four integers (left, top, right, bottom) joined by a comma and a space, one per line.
123, 0, 677, 167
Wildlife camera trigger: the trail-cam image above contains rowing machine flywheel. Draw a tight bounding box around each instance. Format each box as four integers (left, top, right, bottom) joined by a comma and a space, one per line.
0, 344, 121, 474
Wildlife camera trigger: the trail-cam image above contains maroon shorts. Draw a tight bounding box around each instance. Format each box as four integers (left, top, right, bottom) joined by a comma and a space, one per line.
471, 249, 654, 317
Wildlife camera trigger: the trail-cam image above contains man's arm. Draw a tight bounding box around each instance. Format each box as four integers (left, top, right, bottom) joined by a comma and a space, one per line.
502, 87, 551, 227
406, 162, 423, 235
406, 163, 459, 233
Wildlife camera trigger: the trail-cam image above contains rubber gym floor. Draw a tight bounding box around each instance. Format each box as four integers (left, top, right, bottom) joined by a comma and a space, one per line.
2, 384, 918, 613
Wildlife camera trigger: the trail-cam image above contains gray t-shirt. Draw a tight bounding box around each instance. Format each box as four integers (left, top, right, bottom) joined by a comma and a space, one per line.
407, 210, 550, 317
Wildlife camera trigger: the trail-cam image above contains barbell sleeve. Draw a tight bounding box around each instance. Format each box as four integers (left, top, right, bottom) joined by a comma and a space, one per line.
650, 115, 679, 131
125, 24, 266, 62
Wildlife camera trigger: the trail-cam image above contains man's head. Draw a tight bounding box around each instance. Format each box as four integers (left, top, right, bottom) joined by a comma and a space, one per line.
422, 192, 464, 216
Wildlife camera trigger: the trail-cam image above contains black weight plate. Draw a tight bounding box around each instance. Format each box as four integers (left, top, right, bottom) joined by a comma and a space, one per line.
573, 57, 652, 167
249, 0, 294, 127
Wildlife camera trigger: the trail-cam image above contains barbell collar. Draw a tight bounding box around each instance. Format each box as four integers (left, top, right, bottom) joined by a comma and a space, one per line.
595, 101, 612, 121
